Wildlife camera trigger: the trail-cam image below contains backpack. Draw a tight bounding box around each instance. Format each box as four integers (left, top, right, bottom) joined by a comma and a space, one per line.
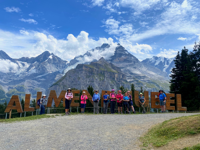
37, 99, 40, 106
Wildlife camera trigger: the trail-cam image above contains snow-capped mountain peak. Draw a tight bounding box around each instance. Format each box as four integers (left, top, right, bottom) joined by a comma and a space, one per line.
142, 56, 175, 76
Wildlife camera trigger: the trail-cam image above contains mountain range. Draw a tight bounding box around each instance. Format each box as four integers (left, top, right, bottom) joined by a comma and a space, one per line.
0, 50, 68, 102
0, 43, 175, 103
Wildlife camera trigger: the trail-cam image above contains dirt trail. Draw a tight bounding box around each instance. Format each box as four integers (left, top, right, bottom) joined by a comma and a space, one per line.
0, 113, 199, 150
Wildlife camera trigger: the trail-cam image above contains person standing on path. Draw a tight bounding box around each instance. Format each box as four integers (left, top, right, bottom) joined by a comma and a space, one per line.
40, 94, 47, 115
127, 91, 136, 113
110, 89, 116, 114
103, 91, 109, 114
92, 90, 100, 114
159, 90, 167, 113
116, 90, 123, 114
80, 91, 88, 113
139, 93, 146, 114
65, 88, 73, 115
123, 92, 129, 114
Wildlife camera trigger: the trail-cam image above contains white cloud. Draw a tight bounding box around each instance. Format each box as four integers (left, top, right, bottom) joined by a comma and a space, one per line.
119, 0, 162, 15
157, 49, 178, 58
104, 18, 134, 36
103, 3, 117, 13
121, 0, 200, 42
139, 22, 148, 27
91, 0, 104, 6
29, 13, 34, 17
20, 30, 29, 35
178, 37, 187, 41
0, 29, 115, 61
4, 7, 21, 13
19, 18, 38, 24
0, 60, 19, 73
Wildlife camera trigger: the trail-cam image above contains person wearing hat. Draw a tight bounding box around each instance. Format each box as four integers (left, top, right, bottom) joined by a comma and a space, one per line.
139, 93, 146, 113
40, 94, 47, 115
65, 88, 73, 115
159, 90, 166, 112
92, 90, 100, 114
110, 89, 116, 114
80, 91, 88, 113
116, 90, 123, 114
103, 91, 109, 114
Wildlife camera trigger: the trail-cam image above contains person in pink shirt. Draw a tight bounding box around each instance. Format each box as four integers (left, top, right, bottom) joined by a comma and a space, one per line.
80, 91, 88, 113
116, 90, 123, 114
110, 89, 116, 114
65, 88, 73, 115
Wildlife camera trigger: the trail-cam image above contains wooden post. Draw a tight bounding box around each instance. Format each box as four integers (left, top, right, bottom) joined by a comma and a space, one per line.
5, 113, 7, 119
24, 112, 26, 117
77, 107, 78, 113
32, 112, 33, 116
9, 109, 12, 119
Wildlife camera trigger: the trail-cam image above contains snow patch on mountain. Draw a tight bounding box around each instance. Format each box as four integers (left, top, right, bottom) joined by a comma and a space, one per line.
64, 43, 117, 73
142, 56, 175, 77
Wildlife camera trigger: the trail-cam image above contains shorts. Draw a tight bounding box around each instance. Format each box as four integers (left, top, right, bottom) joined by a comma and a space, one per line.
81, 104, 86, 108
129, 101, 133, 106
117, 102, 122, 107
65, 99, 72, 109
160, 100, 165, 106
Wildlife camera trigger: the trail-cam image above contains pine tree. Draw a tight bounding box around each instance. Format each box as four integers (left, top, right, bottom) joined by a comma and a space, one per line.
86, 85, 94, 112
170, 51, 182, 94
140, 87, 143, 93
21, 99, 25, 111
87, 85, 94, 96
31, 99, 36, 108
119, 86, 128, 94
170, 46, 200, 111
131, 84, 137, 110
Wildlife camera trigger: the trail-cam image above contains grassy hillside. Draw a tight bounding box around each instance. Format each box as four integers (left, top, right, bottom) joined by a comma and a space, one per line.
141, 114, 200, 147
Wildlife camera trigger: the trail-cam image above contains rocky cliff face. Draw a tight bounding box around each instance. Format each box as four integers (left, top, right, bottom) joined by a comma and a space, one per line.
57, 43, 170, 93
49, 57, 130, 94
108, 45, 170, 92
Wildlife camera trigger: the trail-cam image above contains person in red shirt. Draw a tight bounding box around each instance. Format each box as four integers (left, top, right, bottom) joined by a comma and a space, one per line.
116, 90, 123, 114
80, 91, 88, 113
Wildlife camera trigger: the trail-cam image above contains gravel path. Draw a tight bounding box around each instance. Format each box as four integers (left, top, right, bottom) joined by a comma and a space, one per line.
0, 113, 199, 150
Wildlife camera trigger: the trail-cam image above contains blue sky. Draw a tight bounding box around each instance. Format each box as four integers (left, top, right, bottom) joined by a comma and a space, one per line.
0, 0, 200, 61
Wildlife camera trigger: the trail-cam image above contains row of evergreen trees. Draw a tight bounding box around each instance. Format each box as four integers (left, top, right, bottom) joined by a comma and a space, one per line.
170, 42, 200, 111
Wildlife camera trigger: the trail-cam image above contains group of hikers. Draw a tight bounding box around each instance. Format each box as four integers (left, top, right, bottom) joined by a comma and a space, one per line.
38, 88, 167, 115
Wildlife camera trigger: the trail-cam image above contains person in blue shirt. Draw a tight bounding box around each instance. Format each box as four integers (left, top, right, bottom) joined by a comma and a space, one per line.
159, 90, 167, 113
103, 91, 109, 114
92, 90, 100, 114
139, 93, 146, 114
123, 92, 129, 114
